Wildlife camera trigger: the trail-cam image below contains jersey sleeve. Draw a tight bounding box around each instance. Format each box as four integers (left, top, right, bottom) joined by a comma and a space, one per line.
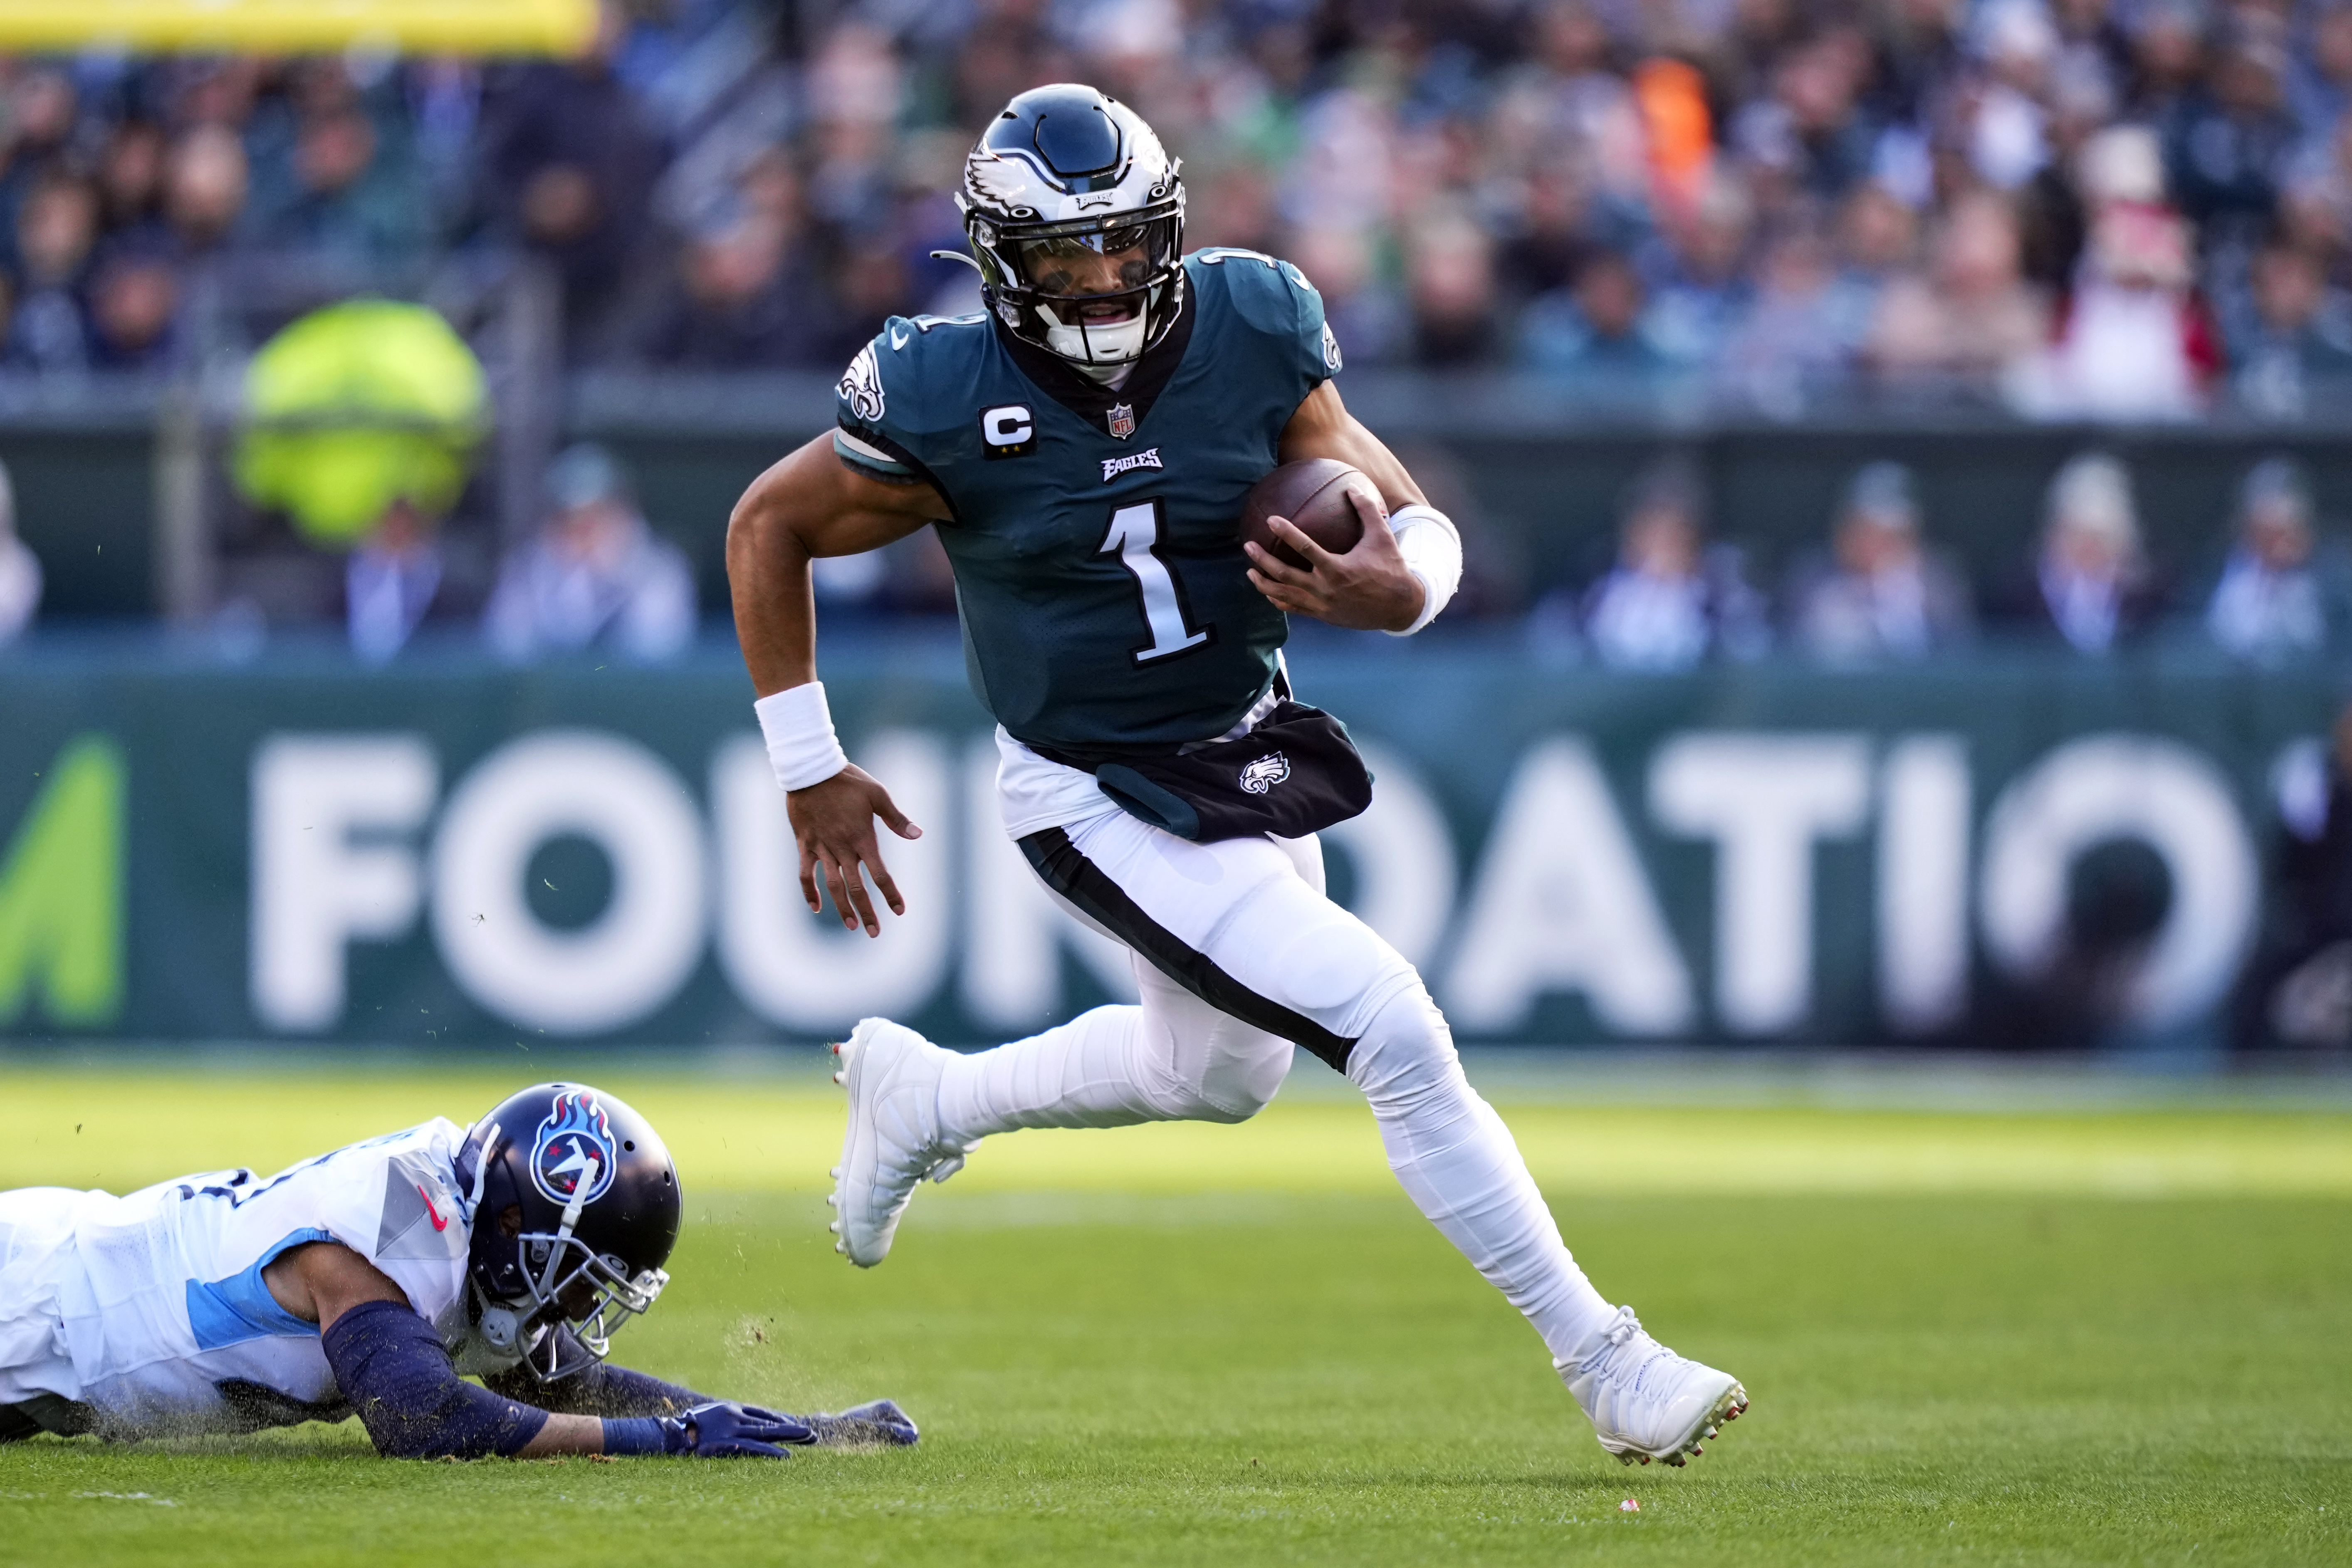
304, 1120, 473, 1328
1192, 249, 1340, 406
832, 321, 932, 485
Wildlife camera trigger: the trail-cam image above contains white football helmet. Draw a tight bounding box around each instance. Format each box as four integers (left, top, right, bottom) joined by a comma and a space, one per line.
957, 84, 1186, 370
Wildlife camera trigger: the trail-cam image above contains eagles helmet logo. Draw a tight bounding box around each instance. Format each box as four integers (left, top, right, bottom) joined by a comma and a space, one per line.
1238, 753, 1291, 795
531, 1089, 620, 1206
1106, 402, 1136, 439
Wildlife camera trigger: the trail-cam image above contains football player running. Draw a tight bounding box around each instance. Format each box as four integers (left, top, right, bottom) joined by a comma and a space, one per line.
726, 84, 1745, 1468
0, 1082, 916, 1459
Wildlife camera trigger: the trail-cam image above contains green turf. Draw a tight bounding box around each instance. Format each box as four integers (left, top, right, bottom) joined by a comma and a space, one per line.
1, 1065, 2347, 1565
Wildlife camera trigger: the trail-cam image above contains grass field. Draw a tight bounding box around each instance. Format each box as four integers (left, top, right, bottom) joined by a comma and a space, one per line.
1, 1055, 2347, 1566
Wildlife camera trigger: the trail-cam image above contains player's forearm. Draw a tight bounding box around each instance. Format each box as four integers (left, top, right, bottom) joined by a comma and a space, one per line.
1278, 383, 1426, 513
725, 458, 822, 697
514, 1412, 608, 1457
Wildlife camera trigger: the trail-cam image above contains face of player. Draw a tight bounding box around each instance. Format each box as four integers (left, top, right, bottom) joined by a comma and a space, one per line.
1018, 229, 1152, 322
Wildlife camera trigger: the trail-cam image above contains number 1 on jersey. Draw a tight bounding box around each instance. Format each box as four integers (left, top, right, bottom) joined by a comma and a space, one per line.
1100, 500, 1211, 664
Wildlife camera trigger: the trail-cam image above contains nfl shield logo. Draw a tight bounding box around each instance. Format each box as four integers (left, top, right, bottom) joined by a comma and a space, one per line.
1106, 402, 1136, 440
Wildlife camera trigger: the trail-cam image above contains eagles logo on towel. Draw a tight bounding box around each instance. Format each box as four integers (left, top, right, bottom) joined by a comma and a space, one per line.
531, 1089, 620, 1205
1238, 753, 1291, 794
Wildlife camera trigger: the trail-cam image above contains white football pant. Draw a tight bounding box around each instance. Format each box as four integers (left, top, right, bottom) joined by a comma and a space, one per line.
935, 806, 1618, 1364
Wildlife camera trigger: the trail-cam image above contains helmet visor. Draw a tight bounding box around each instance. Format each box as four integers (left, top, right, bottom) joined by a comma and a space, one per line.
1013, 215, 1178, 305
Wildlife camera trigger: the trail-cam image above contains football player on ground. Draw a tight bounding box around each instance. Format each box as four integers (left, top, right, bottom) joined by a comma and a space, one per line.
0, 1082, 916, 1459
726, 84, 1746, 1468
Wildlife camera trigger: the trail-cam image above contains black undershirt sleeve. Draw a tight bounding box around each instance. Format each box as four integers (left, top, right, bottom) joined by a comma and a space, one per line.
481, 1328, 710, 1417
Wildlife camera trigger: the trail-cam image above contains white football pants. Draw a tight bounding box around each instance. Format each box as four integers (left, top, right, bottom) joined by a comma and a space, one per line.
934, 806, 1617, 1365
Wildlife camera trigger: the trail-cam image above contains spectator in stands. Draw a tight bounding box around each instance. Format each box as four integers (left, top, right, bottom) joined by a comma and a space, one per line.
0, 67, 80, 244
0, 461, 39, 648
96, 119, 166, 237
1866, 189, 2051, 393
1831, 183, 1920, 331
84, 244, 179, 371
2292, 0, 2352, 140
475, 1, 665, 346
163, 125, 250, 259
1521, 250, 1681, 392
5, 175, 97, 371
1998, 451, 2162, 652
1571, 460, 1770, 671
1405, 212, 1501, 367
2206, 455, 2343, 660
248, 99, 428, 261
1717, 216, 1855, 409
2231, 239, 2352, 413
344, 496, 461, 666
484, 443, 695, 665
1643, 173, 1756, 364
2165, 27, 2300, 248
1789, 460, 1974, 661
2016, 127, 2217, 418
636, 211, 827, 368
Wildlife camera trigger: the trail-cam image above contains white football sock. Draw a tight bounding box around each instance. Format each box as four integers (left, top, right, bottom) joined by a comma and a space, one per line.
1344, 984, 1618, 1363
934, 1004, 1165, 1140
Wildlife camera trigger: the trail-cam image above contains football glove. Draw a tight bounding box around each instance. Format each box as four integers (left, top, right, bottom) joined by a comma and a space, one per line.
661, 1401, 814, 1458
802, 1398, 919, 1447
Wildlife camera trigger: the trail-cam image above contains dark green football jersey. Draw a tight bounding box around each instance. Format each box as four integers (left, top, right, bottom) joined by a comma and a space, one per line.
832, 250, 1340, 752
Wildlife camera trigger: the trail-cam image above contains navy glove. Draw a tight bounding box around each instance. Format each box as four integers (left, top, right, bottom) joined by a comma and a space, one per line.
803, 1398, 919, 1447
606, 1401, 811, 1458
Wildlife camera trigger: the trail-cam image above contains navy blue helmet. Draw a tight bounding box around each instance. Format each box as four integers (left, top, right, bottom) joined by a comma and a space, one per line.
457, 1083, 682, 1381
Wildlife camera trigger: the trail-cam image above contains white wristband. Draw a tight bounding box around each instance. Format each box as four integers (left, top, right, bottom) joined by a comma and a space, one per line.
753, 681, 849, 792
1385, 504, 1462, 636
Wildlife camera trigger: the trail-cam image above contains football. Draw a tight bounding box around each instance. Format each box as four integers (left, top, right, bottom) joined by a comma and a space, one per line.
1238, 458, 1381, 571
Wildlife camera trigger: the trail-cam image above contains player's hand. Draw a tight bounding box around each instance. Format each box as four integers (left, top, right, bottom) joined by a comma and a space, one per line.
661, 1401, 814, 1458
801, 1398, 920, 1447
786, 764, 922, 938
1243, 490, 1426, 632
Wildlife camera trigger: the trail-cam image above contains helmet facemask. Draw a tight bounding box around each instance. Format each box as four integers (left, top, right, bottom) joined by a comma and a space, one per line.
461, 1105, 676, 1383
972, 206, 1184, 369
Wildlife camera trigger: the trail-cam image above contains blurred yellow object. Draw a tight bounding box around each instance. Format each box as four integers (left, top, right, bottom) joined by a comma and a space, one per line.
0, 0, 593, 54
233, 299, 488, 548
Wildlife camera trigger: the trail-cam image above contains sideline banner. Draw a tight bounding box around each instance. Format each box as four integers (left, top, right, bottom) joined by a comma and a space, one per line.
0, 645, 2333, 1050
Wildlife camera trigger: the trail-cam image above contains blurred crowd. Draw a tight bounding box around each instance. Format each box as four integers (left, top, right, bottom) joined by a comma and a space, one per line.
8, 0, 2352, 413
1528, 446, 2352, 666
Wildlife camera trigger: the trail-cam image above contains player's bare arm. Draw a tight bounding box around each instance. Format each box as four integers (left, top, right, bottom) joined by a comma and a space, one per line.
725, 438, 943, 935
1246, 381, 1430, 631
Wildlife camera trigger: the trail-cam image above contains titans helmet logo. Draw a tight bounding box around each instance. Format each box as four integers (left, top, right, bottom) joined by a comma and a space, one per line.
531, 1090, 619, 1206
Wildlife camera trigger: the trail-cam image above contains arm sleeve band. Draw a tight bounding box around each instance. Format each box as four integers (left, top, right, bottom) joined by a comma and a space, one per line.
754, 680, 849, 792
483, 1340, 709, 1417
322, 1299, 549, 1460
601, 1416, 670, 1455
1384, 504, 1462, 636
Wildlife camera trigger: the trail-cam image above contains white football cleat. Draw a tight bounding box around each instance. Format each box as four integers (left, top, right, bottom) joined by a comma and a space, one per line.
829, 1017, 972, 1267
1558, 1307, 1747, 1467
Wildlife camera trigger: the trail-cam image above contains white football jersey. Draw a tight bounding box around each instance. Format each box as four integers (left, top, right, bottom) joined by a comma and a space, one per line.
11, 1119, 500, 1435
